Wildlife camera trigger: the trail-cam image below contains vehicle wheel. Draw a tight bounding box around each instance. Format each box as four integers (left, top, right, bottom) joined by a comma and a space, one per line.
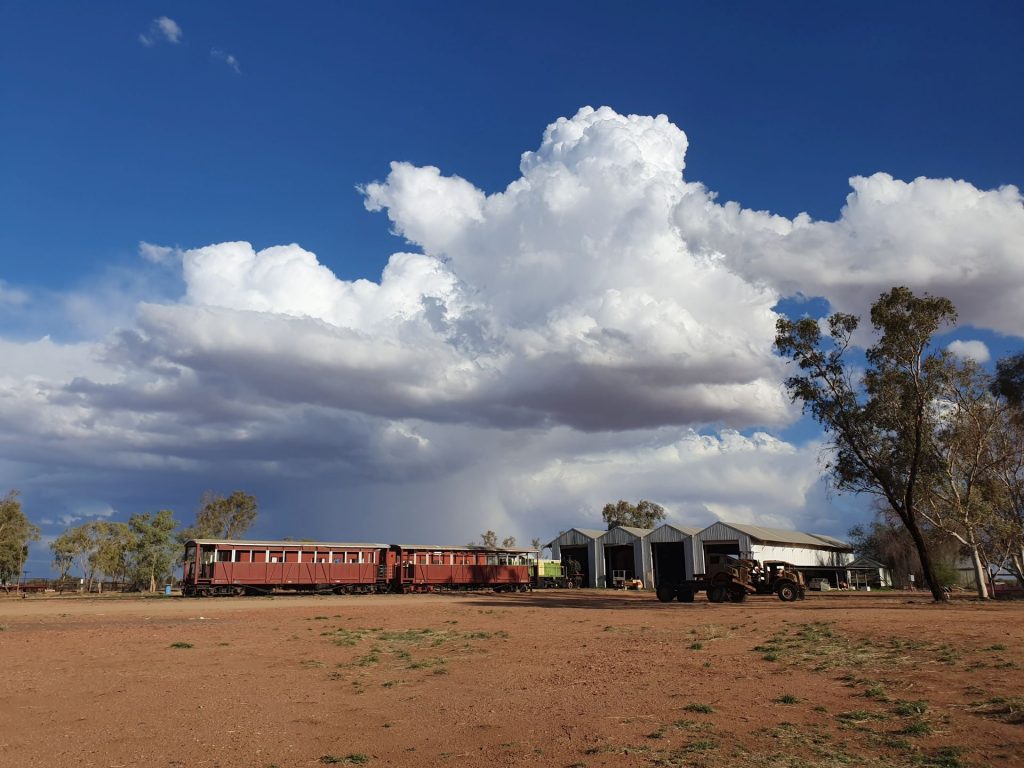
656, 584, 676, 603
707, 585, 727, 603
677, 589, 695, 603
777, 582, 798, 602
729, 588, 747, 603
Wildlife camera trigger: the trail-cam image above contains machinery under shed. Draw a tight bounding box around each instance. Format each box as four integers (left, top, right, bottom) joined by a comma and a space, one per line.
547, 528, 605, 588
693, 522, 854, 585
600, 526, 653, 588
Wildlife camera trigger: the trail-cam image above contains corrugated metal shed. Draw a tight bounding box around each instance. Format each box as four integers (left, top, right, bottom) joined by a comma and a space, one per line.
695, 521, 855, 574
716, 523, 852, 549
809, 533, 853, 550
600, 526, 653, 545
600, 526, 654, 587
547, 528, 606, 588
648, 524, 701, 543
546, 528, 605, 548
649, 524, 701, 582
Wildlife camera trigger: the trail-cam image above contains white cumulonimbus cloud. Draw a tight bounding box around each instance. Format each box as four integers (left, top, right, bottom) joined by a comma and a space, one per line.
2, 106, 1023, 545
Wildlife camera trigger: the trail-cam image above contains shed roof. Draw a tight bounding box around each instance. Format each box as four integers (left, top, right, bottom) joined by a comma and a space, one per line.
600, 525, 653, 545
848, 556, 889, 569
545, 528, 605, 547
660, 523, 701, 536
648, 523, 701, 543
608, 526, 653, 538
708, 522, 852, 550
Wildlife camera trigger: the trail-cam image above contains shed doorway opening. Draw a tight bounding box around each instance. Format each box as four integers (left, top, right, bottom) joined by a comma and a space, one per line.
560, 546, 588, 588
604, 545, 634, 588
652, 542, 686, 587
702, 541, 740, 574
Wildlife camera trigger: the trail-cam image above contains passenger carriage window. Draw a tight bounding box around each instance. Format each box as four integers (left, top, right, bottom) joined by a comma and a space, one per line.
217, 550, 231, 562
270, 551, 283, 563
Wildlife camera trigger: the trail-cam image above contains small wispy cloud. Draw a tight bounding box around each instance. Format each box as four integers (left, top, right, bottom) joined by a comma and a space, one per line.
139, 16, 183, 47
211, 48, 242, 74
138, 241, 182, 265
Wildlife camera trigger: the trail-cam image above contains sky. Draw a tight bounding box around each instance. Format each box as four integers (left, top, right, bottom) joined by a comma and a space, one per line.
2, 2, 1023, 577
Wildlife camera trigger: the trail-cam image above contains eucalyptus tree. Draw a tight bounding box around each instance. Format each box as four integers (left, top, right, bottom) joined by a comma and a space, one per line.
917, 362, 1003, 598
179, 490, 258, 543
601, 499, 667, 530
775, 287, 957, 602
0, 490, 40, 589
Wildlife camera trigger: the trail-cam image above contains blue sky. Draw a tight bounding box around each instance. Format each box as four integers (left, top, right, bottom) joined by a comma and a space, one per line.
2, 2, 1023, 575
4, 3, 1022, 295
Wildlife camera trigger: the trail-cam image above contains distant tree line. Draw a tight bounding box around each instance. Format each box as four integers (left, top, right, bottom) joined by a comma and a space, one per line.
0, 490, 258, 593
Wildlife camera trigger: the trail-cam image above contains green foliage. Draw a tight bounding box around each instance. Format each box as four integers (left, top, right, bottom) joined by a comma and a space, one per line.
129, 509, 180, 591
180, 490, 258, 542
90, 521, 134, 584
930, 559, 959, 588
0, 490, 40, 586
601, 499, 667, 530
49, 527, 83, 583
775, 287, 959, 602
479, 530, 497, 547
992, 352, 1024, 409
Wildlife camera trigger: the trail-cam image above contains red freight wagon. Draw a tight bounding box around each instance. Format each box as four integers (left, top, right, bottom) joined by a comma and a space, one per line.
182, 539, 392, 596
390, 545, 536, 593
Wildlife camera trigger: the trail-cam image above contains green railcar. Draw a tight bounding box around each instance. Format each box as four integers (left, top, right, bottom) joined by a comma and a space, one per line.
532, 559, 567, 588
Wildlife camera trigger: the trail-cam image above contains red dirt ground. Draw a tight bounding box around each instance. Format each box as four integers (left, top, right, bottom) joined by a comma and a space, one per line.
1, 591, 1022, 768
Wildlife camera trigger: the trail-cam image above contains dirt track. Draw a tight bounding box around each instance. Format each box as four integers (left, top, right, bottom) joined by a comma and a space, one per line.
1, 591, 1022, 768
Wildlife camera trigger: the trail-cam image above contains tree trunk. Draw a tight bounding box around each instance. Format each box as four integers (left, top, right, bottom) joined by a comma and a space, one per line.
905, 515, 948, 601
1011, 552, 1024, 587
970, 546, 989, 599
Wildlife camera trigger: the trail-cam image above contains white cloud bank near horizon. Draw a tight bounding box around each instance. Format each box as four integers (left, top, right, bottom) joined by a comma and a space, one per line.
3, 106, 1023, 547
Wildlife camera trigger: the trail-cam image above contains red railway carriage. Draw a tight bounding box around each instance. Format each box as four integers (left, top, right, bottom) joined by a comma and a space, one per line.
390, 544, 536, 592
182, 539, 392, 596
